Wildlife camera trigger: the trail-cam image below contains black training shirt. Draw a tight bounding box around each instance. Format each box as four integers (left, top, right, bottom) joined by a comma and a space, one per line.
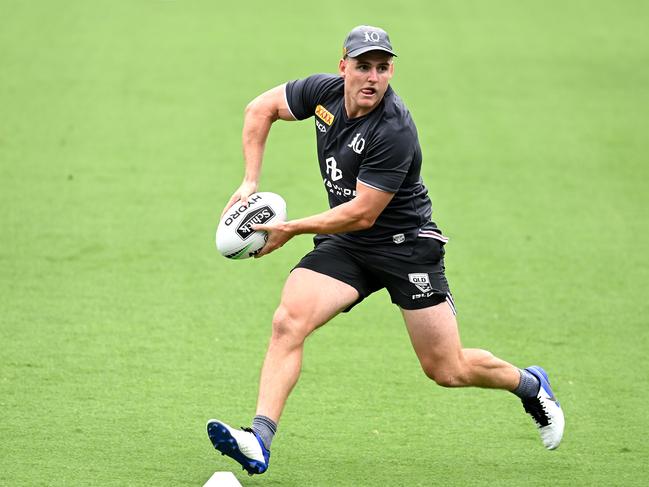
285, 73, 436, 246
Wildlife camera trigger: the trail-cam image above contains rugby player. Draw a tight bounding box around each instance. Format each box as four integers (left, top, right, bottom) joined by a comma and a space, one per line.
207, 25, 564, 475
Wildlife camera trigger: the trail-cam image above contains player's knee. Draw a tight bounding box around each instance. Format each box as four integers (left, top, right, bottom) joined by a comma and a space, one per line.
432, 373, 465, 388
421, 362, 467, 388
271, 305, 311, 344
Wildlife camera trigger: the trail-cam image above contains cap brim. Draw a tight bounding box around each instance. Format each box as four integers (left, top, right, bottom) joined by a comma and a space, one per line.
346, 46, 397, 58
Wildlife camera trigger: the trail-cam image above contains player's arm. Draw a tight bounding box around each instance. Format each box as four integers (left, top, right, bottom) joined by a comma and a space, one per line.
221, 84, 295, 216
254, 181, 394, 257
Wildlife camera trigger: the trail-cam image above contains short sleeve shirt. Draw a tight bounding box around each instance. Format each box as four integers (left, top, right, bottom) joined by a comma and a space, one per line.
285, 74, 435, 246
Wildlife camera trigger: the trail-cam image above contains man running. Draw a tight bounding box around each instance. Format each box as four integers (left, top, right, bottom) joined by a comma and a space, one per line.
208, 25, 564, 476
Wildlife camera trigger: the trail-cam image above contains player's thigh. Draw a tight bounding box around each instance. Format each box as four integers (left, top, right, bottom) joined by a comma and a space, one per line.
401, 300, 463, 366
274, 268, 360, 336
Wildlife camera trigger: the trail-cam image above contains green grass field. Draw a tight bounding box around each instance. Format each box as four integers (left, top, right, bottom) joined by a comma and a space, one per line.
2, 1, 648, 485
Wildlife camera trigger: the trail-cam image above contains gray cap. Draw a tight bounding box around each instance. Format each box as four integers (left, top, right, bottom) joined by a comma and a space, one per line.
342, 25, 397, 58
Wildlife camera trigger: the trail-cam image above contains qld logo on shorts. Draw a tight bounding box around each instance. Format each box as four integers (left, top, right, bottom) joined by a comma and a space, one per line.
236, 206, 275, 240
408, 273, 432, 293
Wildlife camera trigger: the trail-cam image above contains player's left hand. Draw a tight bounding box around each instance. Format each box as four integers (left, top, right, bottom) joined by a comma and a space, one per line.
252, 221, 294, 258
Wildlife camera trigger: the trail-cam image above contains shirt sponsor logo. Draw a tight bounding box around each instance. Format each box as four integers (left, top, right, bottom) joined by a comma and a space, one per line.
408, 273, 432, 293
324, 178, 356, 198
325, 157, 343, 181
323, 156, 355, 198
316, 119, 327, 133
315, 105, 335, 126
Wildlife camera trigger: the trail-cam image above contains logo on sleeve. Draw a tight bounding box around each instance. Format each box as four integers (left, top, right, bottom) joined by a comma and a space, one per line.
315, 105, 335, 126
408, 273, 432, 293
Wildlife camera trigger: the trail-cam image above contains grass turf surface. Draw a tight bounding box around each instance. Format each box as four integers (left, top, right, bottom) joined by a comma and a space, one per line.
1, 1, 648, 485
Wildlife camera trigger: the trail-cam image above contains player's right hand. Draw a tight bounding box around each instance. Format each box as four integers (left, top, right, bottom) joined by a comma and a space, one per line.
221, 180, 258, 217
251, 220, 294, 258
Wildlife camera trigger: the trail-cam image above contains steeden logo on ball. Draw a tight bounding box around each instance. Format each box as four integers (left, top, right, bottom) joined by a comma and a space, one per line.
236, 206, 276, 240
216, 192, 287, 260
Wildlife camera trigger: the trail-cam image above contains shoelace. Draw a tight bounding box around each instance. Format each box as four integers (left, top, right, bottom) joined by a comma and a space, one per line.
522, 397, 551, 426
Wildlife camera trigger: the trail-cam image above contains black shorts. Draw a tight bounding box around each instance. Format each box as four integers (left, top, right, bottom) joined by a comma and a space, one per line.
294, 234, 455, 312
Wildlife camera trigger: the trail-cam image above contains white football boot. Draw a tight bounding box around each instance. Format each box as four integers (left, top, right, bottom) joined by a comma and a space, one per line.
207, 419, 270, 475
521, 366, 565, 449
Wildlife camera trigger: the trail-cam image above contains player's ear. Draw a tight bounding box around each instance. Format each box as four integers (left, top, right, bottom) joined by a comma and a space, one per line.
339, 58, 347, 78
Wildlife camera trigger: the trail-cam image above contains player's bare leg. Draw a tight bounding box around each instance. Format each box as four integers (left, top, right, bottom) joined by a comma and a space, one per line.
256, 268, 359, 422
401, 301, 519, 389
401, 300, 564, 449
208, 268, 359, 474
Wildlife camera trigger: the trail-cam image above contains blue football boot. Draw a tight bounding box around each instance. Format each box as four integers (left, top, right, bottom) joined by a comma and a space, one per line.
207, 419, 270, 475
521, 366, 565, 449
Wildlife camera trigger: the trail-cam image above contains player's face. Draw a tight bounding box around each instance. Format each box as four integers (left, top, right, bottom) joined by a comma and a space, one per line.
339, 51, 394, 118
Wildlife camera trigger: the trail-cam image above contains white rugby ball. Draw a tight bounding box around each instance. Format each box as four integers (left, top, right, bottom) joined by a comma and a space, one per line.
216, 192, 287, 259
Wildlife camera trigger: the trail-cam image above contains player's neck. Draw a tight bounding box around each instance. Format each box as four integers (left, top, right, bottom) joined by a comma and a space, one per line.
344, 95, 383, 119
